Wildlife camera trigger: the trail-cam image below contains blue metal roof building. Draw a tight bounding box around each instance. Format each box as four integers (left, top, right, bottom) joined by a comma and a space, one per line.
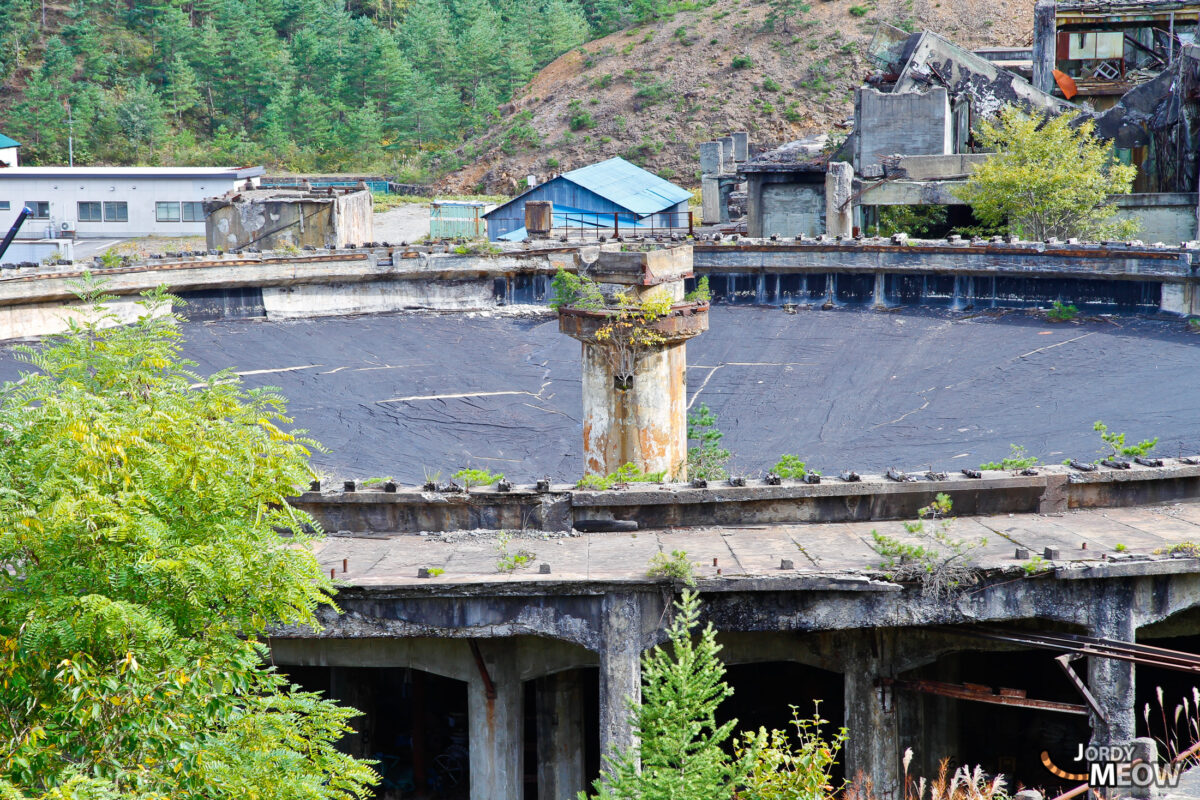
483, 157, 692, 241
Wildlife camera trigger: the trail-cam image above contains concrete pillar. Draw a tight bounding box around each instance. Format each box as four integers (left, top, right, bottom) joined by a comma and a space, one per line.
1032, 0, 1058, 95
536, 671, 587, 800
719, 137, 735, 172
843, 629, 900, 800
718, 177, 736, 225
600, 592, 643, 764
732, 132, 749, 162
579, 332, 689, 477
468, 644, 523, 800
560, 247, 708, 480
826, 162, 854, 238
1089, 583, 1137, 748
701, 175, 722, 225
699, 142, 723, 175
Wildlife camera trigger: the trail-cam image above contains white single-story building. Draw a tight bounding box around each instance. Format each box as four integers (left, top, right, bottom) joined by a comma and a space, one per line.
0, 165, 264, 239
0, 134, 20, 168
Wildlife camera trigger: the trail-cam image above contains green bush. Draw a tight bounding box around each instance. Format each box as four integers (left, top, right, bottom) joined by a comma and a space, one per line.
762, 77, 781, 92
732, 54, 754, 69
772, 454, 807, 479
848, 4, 868, 15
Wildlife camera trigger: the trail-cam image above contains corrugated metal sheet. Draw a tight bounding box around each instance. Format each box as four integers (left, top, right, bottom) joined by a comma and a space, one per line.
430, 201, 486, 239
561, 157, 692, 215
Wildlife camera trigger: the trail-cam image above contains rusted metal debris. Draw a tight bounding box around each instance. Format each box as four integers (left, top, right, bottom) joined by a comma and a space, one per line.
958, 626, 1200, 673
880, 677, 1088, 715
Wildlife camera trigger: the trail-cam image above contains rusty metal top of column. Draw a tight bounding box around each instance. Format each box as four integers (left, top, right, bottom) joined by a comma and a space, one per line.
587, 245, 693, 286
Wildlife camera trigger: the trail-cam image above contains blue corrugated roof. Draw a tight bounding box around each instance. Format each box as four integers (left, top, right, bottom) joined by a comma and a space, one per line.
0, 134, 19, 148
561, 157, 691, 216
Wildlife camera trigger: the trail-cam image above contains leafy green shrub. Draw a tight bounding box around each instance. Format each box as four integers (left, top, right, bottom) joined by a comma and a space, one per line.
647, 549, 696, 585
1094, 420, 1157, 458
427, 566, 445, 577
979, 444, 1038, 471
634, 78, 672, 103
452, 467, 503, 490
732, 54, 754, 69
549, 268, 604, 310
771, 454, 807, 479
1047, 300, 1079, 321
736, 703, 848, 798
546, 156, 560, 169
848, 5, 868, 15
761, 77, 781, 92
688, 403, 730, 480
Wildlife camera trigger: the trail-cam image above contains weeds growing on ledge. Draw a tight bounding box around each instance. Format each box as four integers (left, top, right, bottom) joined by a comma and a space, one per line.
979, 444, 1038, 472
453, 468, 503, 491
577, 462, 667, 490
495, 531, 535, 573
647, 549, 697, 586
869, 494, 985, 598
772, 454, 808, 479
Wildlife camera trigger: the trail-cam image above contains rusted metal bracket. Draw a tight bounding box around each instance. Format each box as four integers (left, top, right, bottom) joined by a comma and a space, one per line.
1055, 653, 1107, 723
469, 640, 497, 700
880, 677, 1087, 715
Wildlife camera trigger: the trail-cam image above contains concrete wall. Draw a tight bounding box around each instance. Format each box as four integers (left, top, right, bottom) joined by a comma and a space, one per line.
0, 174, 250, 238
1113, 192, 1199, 245
1, 239, 74, 264
854, 87, 953, 173
747, 173, 826, 238
293, 461, 1200, 534
206, 191, 373, 251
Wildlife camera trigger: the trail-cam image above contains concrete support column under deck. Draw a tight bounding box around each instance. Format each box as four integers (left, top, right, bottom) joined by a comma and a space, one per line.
536, 671, 587, 800
600, 592, 644, 765
1089, 583, 1137, 748
468, 642, 523, 800
843, 629, 900, 800
825, 161, 854, 237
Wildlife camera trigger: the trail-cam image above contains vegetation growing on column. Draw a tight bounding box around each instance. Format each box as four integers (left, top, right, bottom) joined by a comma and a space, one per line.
0, 281, 376, 800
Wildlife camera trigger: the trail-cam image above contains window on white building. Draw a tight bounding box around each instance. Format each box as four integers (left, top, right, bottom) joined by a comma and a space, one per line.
0, 202, 10, 211
103, 201, 128, 222
182, 201, 205, 222
27, 201, 49, 219
156, 201, 181, 222
78, 201, 102, 222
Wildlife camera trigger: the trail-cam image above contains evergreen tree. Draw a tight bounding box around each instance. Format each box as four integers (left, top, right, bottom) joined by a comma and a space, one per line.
164, 53, 201, 121
589, 590, 755, 800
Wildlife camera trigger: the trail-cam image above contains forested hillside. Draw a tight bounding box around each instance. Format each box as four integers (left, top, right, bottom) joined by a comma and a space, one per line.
0, 0, 639, 172
0, 0, 1034, 183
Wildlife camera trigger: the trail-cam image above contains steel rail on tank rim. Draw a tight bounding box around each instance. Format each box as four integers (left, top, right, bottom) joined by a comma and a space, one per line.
951, 626, 1200, 673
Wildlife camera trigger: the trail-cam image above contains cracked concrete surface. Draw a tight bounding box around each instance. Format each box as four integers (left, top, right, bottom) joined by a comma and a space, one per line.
312, 502, 1200, 588
2, 305, 1198, 482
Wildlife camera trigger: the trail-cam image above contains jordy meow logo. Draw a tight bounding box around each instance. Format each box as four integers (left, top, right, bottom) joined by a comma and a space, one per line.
1041, 745, 1186, 790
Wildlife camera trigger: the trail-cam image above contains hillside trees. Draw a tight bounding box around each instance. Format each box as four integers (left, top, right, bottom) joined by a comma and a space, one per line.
0, 0, 602, 172
0, 285, 377, 799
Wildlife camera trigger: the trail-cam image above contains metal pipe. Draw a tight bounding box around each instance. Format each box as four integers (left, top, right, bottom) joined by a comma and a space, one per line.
0, 207, 32, 262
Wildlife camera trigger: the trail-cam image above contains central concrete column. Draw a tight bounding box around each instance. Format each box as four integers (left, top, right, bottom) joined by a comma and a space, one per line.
559, 246, 708, 480
579, 329, 688, 477
468, 643, 523, 800
1089, 583, 1137, 747
843, 629, 901, 800
600, 592, 643, 765
536, 671, 587, 800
